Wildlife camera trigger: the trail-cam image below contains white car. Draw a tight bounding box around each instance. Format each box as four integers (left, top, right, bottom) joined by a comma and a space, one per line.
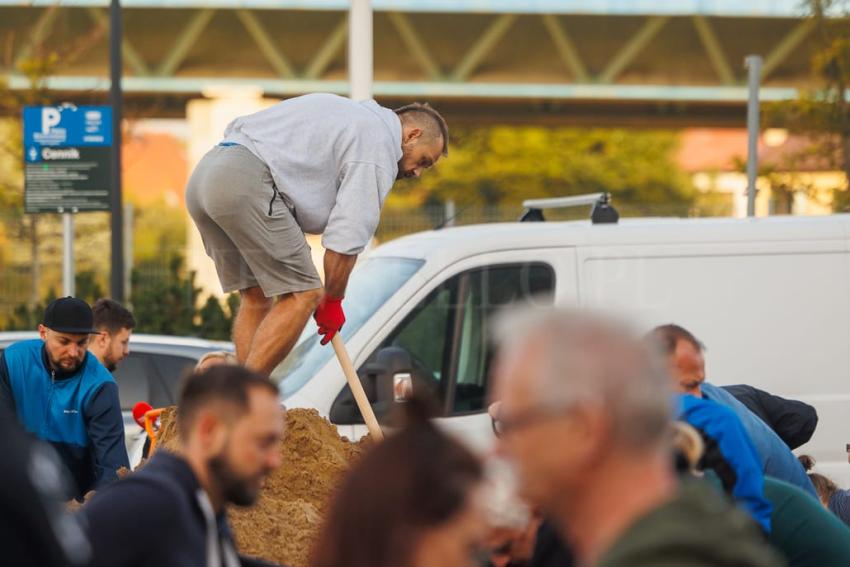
273, 212, 850, 484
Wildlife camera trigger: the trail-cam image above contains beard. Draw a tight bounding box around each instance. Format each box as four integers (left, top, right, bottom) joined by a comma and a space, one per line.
208, 452, 266, 507
47, 350, 84, 374
102, 355, 117, 372
397, 152, 416, 180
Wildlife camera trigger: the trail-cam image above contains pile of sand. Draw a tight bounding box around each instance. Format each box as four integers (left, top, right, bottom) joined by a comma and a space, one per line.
155, 406, 180, 453
155, 407, 365, 567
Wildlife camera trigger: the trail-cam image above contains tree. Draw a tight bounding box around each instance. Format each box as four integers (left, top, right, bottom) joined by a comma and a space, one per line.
767, 1, 850, 210
0, 53, 59, 307
132, 199, 187, 268
198, 297, 230, 341
7, 287, 56, 331
130, 257, 200, 336
129, 256, 236, 339
1, 19, 126, 314
75, 270, 106, 305
394, 127, 696, 216
3, 257, 237, 338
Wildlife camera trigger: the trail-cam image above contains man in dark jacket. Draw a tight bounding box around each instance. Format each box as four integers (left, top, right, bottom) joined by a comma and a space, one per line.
529, 520, 574, 567
80, 364, 284, 567
724, 384, 818, 450
0, 297, 129, 500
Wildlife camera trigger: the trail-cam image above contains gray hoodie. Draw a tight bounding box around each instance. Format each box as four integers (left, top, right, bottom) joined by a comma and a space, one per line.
223, 93, 402, 255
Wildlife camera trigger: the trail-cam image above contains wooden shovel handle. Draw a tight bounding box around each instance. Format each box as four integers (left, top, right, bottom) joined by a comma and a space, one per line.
331, 334, 384, 441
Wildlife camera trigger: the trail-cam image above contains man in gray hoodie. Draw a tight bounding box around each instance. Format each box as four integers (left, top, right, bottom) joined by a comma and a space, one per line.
186, 93, 448, 376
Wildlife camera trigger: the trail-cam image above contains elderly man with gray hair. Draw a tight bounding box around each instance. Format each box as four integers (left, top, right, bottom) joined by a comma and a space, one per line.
490, 308, 781, 567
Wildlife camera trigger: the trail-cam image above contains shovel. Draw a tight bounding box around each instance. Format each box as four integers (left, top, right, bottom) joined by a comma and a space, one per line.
331, 334, 384, 441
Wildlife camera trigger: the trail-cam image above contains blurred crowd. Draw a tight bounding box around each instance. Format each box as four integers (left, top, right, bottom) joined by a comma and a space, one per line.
3, 298, 850, 566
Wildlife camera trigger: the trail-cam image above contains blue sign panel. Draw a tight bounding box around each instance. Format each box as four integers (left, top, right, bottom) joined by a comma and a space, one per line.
23, 104, 113, 213
24, 105, 112, 150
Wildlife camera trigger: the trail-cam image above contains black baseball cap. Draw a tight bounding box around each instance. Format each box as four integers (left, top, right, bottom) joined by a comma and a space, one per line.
43, 297, 100, 335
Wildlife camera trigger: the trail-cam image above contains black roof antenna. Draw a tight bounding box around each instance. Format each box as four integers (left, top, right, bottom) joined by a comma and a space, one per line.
519, 192, 619, 224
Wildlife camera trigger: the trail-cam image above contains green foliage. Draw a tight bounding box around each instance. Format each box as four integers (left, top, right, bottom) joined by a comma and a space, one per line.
131, 257, 200, 336
9, 304, 38, 331
75, 270, 105, 305
0, 120, 23, 217
0, 52, 64, 312
396, 127, 696, 215
0, 53, 61, 222
0, 45, 231, 337
132, 201, 187, 265
198, 296, 230, 341
765, 0, 850, 204
3, 259, 238, 339
129, 256, 236, 339
9, 301, 44, 331
693, 190, 735, 217
835, 186, 850, 211
6, 287, 56, 331
226, 293, 241, 324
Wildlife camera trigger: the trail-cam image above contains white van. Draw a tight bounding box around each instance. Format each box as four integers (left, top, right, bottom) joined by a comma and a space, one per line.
274, 213, 850, 484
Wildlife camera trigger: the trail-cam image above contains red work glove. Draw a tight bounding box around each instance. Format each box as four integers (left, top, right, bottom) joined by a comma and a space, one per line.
314, 296, 345, 345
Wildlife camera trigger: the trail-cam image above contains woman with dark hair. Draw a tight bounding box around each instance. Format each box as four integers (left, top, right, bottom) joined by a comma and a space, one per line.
799, 455, 850, 527
309, 399, 488, 567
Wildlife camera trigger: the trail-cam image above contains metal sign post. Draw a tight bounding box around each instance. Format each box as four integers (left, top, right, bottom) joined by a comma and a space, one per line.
62, 211, 75, 297
745, 55, 762, 218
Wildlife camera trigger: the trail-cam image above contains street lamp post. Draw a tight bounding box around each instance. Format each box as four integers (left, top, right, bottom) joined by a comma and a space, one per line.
348, 0, 373, 101
109, 0, 124, 301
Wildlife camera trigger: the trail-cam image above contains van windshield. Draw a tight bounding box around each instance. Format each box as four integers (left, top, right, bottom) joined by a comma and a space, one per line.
270, 257, 424, 398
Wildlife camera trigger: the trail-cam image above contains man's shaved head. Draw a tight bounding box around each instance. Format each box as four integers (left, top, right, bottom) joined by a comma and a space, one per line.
395, 103, 449, 156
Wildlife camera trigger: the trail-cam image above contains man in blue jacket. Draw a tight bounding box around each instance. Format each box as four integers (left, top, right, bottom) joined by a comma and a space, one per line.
649, 323, 817, 498
677, 394, 773, 533
0, 297, 129, 500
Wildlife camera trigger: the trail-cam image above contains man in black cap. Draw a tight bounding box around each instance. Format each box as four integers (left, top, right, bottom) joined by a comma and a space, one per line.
0, 297, 129, 500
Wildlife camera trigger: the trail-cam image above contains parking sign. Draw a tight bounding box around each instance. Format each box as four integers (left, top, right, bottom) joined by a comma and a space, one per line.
23, 104, 113, 213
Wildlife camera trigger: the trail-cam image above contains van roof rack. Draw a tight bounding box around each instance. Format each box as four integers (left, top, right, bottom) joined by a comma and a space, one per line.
519, 192, 619, 224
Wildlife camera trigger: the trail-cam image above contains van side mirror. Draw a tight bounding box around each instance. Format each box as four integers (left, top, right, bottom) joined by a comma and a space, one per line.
329, 346, 415, 425
393, 372, 413, 402
373, 346, 414, 404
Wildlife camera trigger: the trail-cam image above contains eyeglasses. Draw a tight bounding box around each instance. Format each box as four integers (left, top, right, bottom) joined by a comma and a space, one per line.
491, 405, 575, 438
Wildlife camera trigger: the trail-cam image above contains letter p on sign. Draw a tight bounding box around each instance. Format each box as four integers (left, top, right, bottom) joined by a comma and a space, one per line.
42, 107, 61, 134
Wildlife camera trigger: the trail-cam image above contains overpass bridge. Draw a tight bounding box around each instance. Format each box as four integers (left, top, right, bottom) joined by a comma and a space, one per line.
1, 0, 845, 126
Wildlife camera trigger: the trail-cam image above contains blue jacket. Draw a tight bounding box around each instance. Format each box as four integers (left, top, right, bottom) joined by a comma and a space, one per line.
702, 382, 817, 498
0, 339, 129, 499
678, 394, 773, 533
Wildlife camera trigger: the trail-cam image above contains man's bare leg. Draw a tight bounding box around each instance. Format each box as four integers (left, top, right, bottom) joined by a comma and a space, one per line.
233, 287, 273, 363
244, 288, 324, 376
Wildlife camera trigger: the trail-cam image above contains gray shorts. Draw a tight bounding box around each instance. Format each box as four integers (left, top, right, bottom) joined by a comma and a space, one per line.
185, 144, 322, 297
